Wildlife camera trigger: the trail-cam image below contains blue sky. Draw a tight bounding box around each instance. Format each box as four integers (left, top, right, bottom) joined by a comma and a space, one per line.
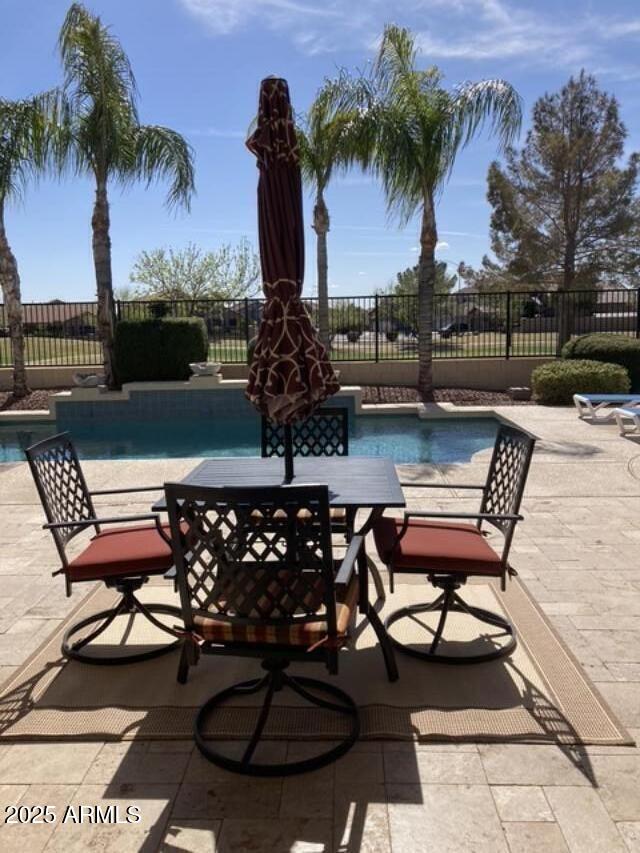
3, 0, 640, 302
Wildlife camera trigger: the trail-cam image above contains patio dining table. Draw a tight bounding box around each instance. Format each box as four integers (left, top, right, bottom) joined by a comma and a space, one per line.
152, 455, 405, 609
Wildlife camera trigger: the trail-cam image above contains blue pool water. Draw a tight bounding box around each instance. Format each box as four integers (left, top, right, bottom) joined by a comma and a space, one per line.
0, 415, 498, 464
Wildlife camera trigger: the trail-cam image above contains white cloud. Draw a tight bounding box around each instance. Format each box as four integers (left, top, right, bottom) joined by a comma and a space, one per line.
180, 0, 341, 36
436, 241, 449, 252
178, 0, 640, 77
186, 127, 247, 138
440, 230, 485, 238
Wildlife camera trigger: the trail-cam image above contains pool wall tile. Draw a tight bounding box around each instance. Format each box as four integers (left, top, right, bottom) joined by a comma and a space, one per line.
56, 388, 354, 428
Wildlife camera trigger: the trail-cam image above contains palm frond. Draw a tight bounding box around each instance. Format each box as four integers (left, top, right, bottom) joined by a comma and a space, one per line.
0, 93, 60, 202
59, 3, 137, 113
59, 3, 139, 177
375, 25, 419, 95
451, 79, 522, 152
134, 124, 195, 210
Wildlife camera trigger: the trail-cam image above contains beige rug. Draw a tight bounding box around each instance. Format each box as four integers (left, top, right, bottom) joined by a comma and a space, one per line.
0, 580, 631, 745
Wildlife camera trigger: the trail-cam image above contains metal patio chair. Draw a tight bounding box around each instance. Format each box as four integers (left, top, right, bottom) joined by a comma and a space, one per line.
165, 481, 396, 776
262, 407, 386, 601
25, 432, 181, 665
261, 406, 350, 528
373, 424, 535, 664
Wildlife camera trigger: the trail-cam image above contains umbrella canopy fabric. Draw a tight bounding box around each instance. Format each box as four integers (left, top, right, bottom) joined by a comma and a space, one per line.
245, 77, 339, 425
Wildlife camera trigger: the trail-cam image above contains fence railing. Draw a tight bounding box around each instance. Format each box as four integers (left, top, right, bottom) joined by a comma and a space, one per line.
1, 288, 638, 367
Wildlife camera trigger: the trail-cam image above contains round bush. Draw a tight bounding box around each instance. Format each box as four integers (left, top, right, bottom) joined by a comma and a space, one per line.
562, 333, 640, 390
531, 359, 630, 405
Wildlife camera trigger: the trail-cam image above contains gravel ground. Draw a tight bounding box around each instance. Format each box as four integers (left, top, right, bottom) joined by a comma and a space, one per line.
0, 385, 534, 412
361, 386, 535, 405
0, 388, 67, 411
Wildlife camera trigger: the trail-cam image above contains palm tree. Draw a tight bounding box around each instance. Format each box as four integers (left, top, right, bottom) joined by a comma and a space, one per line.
57, 3, 195, 387
344, 26, 522, 400
297, 83, 355, 350
0, 97, 51, 398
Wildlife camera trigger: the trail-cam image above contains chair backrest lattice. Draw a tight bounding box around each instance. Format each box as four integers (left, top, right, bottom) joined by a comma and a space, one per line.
165, 483, 338, 638
25, 432, 97, 564
480, 424, 536, 544
261, 408, 349, 458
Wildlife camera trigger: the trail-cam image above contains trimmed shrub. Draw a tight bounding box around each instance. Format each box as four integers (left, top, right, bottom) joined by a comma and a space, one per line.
531, 359, 630, 406
114, 317, 208, 383
386, 331, 399, 342
562, 333, 640, 390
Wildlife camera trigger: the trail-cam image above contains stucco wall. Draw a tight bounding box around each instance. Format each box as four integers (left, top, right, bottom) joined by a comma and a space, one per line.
0, 357, 551, 392
222, 358, 552, 390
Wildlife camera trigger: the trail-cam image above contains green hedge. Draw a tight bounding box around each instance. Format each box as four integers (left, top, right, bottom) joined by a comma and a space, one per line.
562, 333, 640, 390
531, 359, 630, 405
114, 317, 208, 383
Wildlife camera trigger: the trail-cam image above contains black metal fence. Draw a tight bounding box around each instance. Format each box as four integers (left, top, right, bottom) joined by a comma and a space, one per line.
1, 288, 638, 367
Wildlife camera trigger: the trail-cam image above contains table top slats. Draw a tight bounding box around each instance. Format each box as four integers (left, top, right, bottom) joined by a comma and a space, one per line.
153, 456, 405, 511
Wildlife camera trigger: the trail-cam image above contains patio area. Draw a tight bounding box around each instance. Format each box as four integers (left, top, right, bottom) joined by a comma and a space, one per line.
0, 403, 639, 852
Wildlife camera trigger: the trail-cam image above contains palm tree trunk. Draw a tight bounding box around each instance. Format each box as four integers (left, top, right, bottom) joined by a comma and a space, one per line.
0, 202, 29, 398
417, 195, 437, 402
92, 178, 117, 387
312, 192, 331, 350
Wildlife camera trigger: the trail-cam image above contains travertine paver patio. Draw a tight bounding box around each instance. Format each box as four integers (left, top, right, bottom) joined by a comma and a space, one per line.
0, 403, 639, 851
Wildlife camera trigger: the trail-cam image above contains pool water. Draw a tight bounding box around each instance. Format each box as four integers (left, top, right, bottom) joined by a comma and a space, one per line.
0, 415, 497, 464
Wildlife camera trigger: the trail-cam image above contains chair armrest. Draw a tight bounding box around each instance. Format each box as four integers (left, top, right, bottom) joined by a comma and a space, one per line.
399, 482, 485, 490
43, 513, 162, 530
335, 535, 364, 587
403, 510, 523, 523
90, 485, 163, 496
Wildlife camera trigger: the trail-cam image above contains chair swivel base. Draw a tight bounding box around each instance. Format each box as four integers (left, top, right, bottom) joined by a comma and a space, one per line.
385, 586, 517, 665
194, 660, 360, 776
62, 584, 182, 666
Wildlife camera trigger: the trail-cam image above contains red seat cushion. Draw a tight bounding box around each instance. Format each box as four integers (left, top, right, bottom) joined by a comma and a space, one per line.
373, 516, 503, 577
68, 523, 174, 582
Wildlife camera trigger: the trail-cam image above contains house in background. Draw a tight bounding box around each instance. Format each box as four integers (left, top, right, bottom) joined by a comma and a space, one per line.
19, 300, 98, 337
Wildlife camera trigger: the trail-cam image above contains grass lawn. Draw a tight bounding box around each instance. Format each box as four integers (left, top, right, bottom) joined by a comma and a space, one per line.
0, 336, 102, 366
0, 330, 558, 367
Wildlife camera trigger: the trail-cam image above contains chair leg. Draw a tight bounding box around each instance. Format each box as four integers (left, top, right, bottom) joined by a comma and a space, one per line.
177, 642, 191, 684
366, 602, 399, 682
62, 585, 183, 666
194, 661, 359, 776
384, 580, 517, 665
367, 555, 386, 603
427, 587, 454, 656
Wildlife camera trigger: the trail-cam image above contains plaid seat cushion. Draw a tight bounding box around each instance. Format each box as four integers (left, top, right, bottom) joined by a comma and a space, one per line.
250, 507, 347, 523
193, 574, 359, 650
374, 516, 503, 577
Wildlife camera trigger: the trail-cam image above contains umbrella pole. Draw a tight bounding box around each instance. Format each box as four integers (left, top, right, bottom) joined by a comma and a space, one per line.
284, 423, 294, 483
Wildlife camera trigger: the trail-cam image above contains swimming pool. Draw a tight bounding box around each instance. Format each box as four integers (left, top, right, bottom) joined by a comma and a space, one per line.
0, 415, 498, 464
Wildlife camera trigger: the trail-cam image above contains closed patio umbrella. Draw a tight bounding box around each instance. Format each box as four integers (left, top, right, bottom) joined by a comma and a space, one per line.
246, 77, 339, 481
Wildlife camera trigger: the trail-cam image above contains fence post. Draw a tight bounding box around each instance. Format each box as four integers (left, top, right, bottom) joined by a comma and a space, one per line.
244, 298, 250, 358
505, 291, 512, 360
636, 288, 640, 339
374, 294, 380, 362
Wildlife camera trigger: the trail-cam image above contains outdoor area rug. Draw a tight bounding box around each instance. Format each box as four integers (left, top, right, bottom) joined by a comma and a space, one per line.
0, 580, 631, 745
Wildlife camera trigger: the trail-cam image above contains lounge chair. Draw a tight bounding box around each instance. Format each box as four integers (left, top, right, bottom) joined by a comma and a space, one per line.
614, 407, 640, 436
573, 393, 640, 422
